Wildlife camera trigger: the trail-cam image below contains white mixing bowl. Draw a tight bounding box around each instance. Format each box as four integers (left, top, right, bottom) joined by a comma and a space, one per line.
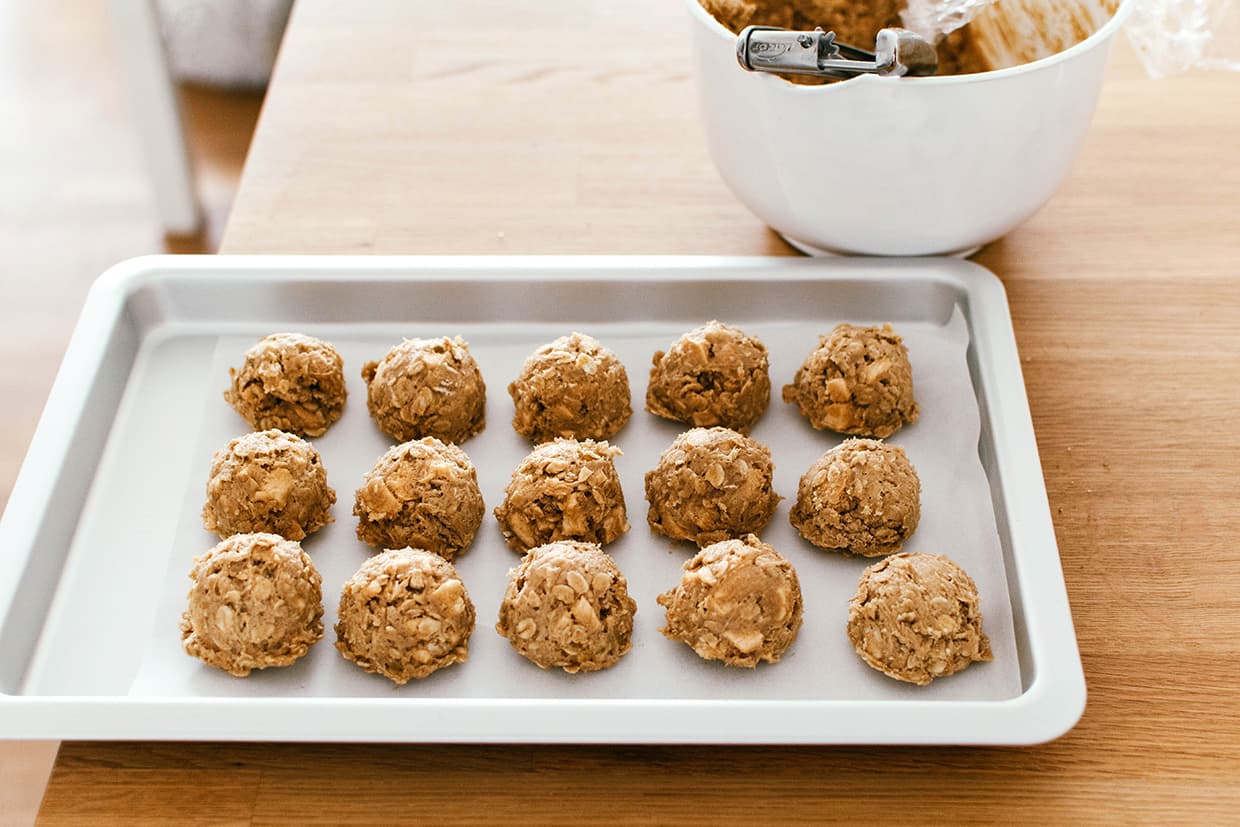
685, 0, 1135, 255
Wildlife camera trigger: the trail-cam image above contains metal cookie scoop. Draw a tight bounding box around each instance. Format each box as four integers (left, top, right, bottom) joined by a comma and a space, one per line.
736, 26, 939, 78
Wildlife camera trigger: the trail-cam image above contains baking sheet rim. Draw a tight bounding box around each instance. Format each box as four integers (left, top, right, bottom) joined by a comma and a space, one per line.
0, 255, 1085, 745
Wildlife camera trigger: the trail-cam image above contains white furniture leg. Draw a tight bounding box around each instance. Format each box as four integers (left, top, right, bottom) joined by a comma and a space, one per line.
109, 0, 202, 236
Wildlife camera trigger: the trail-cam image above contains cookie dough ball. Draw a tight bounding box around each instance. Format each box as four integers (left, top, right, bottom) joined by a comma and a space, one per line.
700, 0, 758, 31
224, 333, 346, 437
790, 438, 920, 557
657, 534, 803, 668
494, 439, 630, 553
180, 533, 324, 677
782, 323, 919, 438
354, 438, 484, 559
508, 332, 631, 442
847, 553, 993, 685
496, 541, 636, 673
335, 548, 475, 684
362, 336, 486, 444
202, 429, 336, 542
644, 427, 781, 546
646, 321, 770, 433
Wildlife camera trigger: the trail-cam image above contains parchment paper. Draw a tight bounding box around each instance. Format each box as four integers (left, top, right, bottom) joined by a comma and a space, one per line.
131, 310, 1022, 701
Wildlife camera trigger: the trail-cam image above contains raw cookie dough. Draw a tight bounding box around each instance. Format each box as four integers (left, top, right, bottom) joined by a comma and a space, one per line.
202, 429, 336, 542
508, 332, 632, 442
657, 534, 803, 667
494, 439, 630, 554
354, 437, 485, 560
782, 323, 919, 438
700, 0, 766, 31
335, 547, 475, 684
495, 541, 637, 673
224, 333, 346, 437
790, 438, 920, 557
180, 532, 324, 677
847, 552, 993, 685
362, 336, 486, 444
646, 320, 771, 433
644, 427, 781, 546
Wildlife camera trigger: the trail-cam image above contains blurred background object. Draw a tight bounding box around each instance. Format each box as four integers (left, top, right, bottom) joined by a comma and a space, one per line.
0, 1, 269, 823
158, 0, 292, 88
110, 0, 290, 236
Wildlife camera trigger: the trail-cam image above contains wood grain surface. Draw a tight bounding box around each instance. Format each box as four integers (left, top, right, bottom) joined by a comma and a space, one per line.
37, 0, 1240, 822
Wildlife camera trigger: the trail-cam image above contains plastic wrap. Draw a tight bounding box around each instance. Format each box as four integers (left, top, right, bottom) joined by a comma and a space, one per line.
901, 0, 998, 39
901, 0, 1240, 76
1127, 0, 1240, 76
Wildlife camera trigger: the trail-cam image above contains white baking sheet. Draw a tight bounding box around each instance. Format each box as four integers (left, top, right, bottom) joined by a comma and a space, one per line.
130, 311, 1021, 701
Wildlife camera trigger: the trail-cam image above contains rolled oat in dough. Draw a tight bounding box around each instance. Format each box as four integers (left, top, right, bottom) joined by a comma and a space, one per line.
644, 427, 781, 546
782, 323, 919, 438
494, 438, 630, 554
335, 547, 476, 684
354, 437, 484, 560
180, 532, 324, 677
508, 332, 631, 442
224, 333, 346, 437
790, 438, 920, 557
202, 429, 336, 542
646, 320, 770, 433
657, 534, 803, 667
362, 336, 486, 444
847, 552, 992, 685
495, 540, 636, 673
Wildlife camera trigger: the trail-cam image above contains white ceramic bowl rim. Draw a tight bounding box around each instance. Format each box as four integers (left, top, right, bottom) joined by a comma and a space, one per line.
685, 0, 1135, 89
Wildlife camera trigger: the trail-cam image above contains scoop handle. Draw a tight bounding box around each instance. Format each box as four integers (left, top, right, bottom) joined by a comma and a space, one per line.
736, 26, 939, 78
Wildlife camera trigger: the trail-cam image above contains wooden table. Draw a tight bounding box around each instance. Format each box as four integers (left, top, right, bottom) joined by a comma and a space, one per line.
38, 0, 1240, 822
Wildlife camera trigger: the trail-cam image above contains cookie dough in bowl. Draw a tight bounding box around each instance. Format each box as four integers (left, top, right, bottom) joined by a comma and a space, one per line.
657, 534, 803, 668
847, 552, 993, 685
494, 438, 630, 553
790, 438, 920, 557
180, 532, 324, 677
354, 438, 485, 560
646, 320, 770, 433
335, 547, 476, 684
224, 333, 346, 437
783, 323, 918, 438
363, 336, 486, 444
508, 332, 631, 442
644, 427, 780, 546
202, 429, 336, 542
496, 540, 637, 673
